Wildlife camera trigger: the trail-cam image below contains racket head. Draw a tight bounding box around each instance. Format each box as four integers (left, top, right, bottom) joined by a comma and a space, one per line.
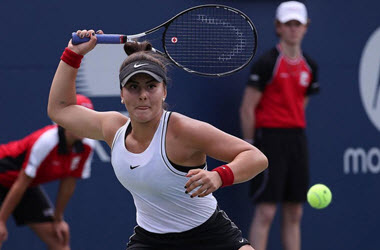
162, 4, 258, 77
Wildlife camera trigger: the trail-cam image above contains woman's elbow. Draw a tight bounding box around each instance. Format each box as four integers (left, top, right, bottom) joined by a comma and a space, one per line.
252, 149, 268, 173
259, 153, 269, 172
47, 103, 64, 125
47, 105, 57, 122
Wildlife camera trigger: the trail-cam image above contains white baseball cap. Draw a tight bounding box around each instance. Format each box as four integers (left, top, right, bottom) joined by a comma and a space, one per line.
276, 1, 308, 24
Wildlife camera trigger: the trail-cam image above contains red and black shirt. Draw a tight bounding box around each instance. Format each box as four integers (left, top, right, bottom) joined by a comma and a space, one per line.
247, 45, 319, 128
0, 125, 94, 188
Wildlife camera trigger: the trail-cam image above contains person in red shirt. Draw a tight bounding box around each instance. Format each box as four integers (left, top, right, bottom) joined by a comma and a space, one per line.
240, 1, 319, 250
0, 94, 95, 250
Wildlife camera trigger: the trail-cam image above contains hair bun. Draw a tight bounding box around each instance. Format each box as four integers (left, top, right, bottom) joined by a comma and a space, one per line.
124, 41, 153, 56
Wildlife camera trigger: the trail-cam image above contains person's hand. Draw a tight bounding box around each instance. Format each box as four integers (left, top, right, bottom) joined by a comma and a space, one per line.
185, 169, 222, 198
0, 220, 8, 249
53, 220, 70, 246
67, 29, 104, 56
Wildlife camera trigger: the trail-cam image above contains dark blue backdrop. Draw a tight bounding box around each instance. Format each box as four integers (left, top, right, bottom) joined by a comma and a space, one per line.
1, 0, 379, 249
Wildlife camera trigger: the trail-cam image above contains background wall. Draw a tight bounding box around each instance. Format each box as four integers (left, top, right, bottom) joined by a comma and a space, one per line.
0, 0, 379, 249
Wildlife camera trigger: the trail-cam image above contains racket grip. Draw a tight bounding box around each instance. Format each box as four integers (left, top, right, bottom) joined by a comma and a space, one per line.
71, 33, 125, 44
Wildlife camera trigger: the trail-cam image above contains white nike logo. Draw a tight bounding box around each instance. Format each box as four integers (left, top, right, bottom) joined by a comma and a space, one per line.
134, 63, 148, 68
239, 239, 245, 243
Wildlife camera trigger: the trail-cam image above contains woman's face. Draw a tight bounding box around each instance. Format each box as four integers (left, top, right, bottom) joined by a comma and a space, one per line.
121, 73, 167, 123
276, 20, 308, 46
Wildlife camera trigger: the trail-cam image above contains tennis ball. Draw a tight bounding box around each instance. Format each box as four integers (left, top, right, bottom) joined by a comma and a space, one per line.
307, 184, 332, 209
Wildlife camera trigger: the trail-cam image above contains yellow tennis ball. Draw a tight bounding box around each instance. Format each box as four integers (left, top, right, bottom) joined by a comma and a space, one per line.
307, 184, 332, 209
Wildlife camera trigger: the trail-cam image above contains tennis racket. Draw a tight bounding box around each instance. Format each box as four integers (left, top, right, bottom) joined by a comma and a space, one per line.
72, 4, 258, 77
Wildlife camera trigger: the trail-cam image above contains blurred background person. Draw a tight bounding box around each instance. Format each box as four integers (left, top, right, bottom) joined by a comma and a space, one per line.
0, 94, 95, 250
239, 1, 319, 250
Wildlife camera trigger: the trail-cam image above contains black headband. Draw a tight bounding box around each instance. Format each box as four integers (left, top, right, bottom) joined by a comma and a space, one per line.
119, 60, 167, 88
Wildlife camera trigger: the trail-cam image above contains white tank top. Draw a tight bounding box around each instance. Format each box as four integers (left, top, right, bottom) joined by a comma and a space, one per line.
111, 111, 217, 233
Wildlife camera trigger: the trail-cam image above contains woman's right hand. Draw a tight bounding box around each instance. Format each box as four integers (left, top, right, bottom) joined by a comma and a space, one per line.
0, 220, 8, 248
68, 29, 104, 56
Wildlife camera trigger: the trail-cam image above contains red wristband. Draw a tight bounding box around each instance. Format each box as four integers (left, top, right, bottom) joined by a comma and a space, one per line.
60, 47, 83, 69
212, 165, 234, 187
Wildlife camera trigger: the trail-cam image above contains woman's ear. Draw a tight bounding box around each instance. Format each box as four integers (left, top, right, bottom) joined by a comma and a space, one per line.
163, 86, 167, 101
120, 91, 125, 104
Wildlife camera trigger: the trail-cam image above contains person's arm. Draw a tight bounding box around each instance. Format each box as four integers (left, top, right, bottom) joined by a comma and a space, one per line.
195, 121, 268, 184
52, 177, 77, 245
48, 29, 127, 146
0, 170, 33, 245
239, 86, 262, 143
54, 177, 76, 222
178, 115, 268, 197
304, 53, 319, 110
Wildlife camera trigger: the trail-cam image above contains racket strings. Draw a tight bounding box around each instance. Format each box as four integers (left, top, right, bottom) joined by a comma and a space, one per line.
164, 7, 256, 75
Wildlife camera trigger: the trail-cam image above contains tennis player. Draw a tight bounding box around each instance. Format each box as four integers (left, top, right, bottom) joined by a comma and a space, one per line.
0, 94, 95, 250
47, 29, 268, 250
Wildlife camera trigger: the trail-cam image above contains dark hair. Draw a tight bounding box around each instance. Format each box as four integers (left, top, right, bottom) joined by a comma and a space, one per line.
120, 41, 169, 78
58, 126, 84, 154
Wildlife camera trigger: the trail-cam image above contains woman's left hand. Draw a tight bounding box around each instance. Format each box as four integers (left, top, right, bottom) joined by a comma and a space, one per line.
185, 169, 222, 198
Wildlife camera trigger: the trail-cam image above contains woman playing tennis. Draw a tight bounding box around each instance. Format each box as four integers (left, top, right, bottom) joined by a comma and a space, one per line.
48, 29, 268, 250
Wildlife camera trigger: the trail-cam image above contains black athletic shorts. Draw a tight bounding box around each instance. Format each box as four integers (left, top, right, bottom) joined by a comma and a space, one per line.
0, 184, 54, 225
250, 128, 309, 203
126, 206, 250, 250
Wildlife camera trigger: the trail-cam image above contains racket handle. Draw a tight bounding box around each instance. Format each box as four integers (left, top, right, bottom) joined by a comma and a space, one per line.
71, 33, 126, 44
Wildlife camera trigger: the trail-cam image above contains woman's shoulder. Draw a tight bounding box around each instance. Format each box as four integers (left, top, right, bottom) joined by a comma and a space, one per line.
102, 111, 129, 127
168, 112, 210, 137
167, 112, 220, 151
169, 112, 202, 127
